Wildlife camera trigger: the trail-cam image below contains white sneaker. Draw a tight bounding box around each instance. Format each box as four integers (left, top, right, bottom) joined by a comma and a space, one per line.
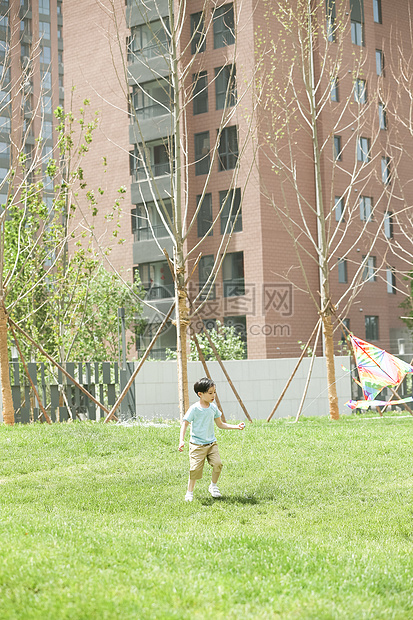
208, 483, 222, 498
185, 491, 193, 502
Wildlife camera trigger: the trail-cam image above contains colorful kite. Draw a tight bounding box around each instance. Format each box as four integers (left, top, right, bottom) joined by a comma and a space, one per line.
344, 335, 413, 410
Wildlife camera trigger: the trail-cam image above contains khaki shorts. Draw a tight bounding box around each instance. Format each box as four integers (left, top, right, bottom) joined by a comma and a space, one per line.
189, 441, 223, 480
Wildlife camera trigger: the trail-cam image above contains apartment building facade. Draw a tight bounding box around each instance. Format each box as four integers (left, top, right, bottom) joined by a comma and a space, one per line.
63, 0, 413, 360
0, 0, 63, 208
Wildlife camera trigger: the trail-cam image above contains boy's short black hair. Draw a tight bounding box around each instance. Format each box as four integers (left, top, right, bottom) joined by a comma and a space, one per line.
194, 377, 215, 395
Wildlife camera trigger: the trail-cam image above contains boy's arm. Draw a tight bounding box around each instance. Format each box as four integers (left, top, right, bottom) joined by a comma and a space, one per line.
215, 416, 245, 430
178, 420, 190, 451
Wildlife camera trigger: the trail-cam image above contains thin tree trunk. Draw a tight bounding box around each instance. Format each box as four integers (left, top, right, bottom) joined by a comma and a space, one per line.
306, 2, 339, 420
322, 313, 340, 420
0, 304, 14, 425
175, 268, 189, 421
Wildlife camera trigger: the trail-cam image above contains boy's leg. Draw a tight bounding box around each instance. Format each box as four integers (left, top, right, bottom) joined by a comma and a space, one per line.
185, 444, 207, 500
187, 478, 196, 492
207, 444, 223, 496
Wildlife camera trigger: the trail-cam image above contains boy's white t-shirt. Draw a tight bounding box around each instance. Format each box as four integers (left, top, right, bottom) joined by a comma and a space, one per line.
183, 401, 221, 445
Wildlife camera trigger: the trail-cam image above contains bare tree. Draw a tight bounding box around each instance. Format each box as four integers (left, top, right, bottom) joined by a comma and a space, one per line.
255, 0, 403, 419
97, 0, 259, 418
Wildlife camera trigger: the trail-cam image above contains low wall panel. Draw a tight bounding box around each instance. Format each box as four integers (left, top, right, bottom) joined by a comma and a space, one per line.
134, 357, 352, 420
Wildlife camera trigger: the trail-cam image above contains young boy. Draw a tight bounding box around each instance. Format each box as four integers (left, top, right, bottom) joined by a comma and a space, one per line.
178, 377, 245, 502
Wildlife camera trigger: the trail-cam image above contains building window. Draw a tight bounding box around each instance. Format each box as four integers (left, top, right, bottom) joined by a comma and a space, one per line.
335, 196, 344, 222
360, 196, 372, 221
192, 71, 208, 115
224, 315, 247, 350
42, 145, 52, 165
132, 79, 173, 119
0, 140, 10, 156
136, 318, 176, 360
223, 251, 244, 297
365, 315, 379, 340
384, 211, 393, 239
138, 260, 174, 299
338, 258, 347, 283
378, 102, 387, 130
218, 126, 238, 171
154, 144, 170, 177
330, 77, 339, 101
39, 0, 50, 15
381, 156, 391, 184
215, 65, 236, 109
39, 20, 50, 39
0, 88, 10, 104
42, 94, 52, 115
190, 12, 206, 54
376, 49, 384, 76
351, 21, 363, 45
194, 132, 210, 175
362, 255, 376, 282
40, 45, 51, 64
373, 0, 382, 24
386, 268, 396, 294
197, 193, 213, 237
131, 200, 171, 241
333, 135, 342, 161
20, 17, 31, 36
199, 255, 215, 300
129, 20, 170, 62
0, 115, 10, 132
42, 120, 53, 140
357, 137, 370, 162
0, 167, 8, 182
220, 188, 242, 234
350, 0, 364, 45
130, 141, 171, 180
354, 78, 367, 103
213, 4, 235, 49
326, 0, 336, 42
0, 16, 8, 32
0, 65, 10, 85
41, 70, 51, 90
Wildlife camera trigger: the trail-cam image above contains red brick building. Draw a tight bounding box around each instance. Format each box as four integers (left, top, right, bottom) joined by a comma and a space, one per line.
63, 0, 413, 359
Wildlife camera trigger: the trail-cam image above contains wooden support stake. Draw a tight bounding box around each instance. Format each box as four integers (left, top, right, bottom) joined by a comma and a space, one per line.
8, 318, 112, 418
295, 320, 322, 423
104, 303, 175, 423
267, 319, 321, 422
192, 332, 226, 422
9, 323, 52, 424
199, 323, 252, 423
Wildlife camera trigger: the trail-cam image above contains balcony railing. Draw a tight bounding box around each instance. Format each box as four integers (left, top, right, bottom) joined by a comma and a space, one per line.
144, 284, 174, 300
134, 224, 169, 242
128, 42, 169, 63
134, 102, 172, 120
132, 161, 170, 182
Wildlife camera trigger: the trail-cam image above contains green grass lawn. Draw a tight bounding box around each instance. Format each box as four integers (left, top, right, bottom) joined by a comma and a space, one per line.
1, 415, 413, 619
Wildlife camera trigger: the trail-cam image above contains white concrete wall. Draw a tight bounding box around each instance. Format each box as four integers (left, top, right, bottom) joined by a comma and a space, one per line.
133, 356, 352, 420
